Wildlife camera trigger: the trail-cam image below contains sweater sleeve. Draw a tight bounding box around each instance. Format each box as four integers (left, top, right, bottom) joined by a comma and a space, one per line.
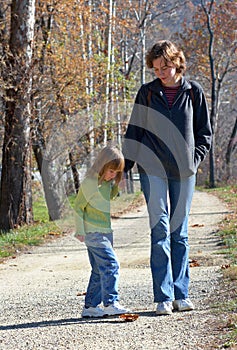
74, 178, 94, 236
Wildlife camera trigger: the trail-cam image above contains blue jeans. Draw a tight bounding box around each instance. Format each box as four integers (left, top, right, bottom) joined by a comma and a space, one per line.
139, 174, 196, 302
84, 232, 120, 307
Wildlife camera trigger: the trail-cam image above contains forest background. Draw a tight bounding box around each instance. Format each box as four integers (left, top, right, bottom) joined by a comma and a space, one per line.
0, 0, 236, 231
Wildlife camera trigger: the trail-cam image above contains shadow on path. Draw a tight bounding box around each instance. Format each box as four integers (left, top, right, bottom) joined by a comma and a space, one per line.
0, 311, 159, 331
190, 211, 231, 216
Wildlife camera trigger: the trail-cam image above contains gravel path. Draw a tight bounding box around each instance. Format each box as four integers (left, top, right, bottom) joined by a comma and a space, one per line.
0, 191, 231, 350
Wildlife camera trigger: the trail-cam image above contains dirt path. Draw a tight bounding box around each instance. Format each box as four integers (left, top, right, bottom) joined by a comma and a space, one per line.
0, 191, 232, 350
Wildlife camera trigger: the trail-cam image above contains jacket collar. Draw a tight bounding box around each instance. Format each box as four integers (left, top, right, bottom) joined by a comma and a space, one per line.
148, 77, 192, 92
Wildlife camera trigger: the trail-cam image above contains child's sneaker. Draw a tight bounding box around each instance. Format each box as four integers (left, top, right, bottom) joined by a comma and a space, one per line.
104, 302, 130, 316
156, 301, 173, 315
82, 306, 104, 318
173, 298, 194, 312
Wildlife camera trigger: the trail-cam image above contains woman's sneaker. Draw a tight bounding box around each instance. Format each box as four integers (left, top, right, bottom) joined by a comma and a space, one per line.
104, 302, 130, 316
82, 306, 104, 318
173, 298, 194, 312
156, 301, 173, 315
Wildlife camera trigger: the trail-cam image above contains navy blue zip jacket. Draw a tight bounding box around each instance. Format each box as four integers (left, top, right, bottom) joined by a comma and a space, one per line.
123, 77, 212, 179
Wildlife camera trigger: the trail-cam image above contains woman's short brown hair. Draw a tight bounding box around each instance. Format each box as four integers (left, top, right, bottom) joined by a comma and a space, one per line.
146, 40, 186, 76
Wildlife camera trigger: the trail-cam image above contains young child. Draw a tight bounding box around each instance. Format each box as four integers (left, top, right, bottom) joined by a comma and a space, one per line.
74, 146, 130, 318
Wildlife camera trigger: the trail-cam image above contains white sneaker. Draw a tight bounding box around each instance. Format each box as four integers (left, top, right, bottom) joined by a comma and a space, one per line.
173, 298, 194, 312
156, 301, 173, 315
104, 302, 130, 316
82, 306, 104, 318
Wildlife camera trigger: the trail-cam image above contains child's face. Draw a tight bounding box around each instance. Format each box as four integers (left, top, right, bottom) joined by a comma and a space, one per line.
104, 168, 118, 181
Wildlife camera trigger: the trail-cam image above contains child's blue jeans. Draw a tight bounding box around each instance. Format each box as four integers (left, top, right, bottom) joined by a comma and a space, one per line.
84, 232, 120, 307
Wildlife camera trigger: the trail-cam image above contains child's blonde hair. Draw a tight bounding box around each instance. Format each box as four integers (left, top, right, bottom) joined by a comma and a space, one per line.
86, 146, 125, 185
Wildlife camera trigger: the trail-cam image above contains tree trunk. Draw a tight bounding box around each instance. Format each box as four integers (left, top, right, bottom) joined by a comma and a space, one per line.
32, 140, 67, 221
226, 116, 237, 180
31, 8, 69, 221
41, 157, 66, 221
0, 0, 35, 231
69, 152, 80, 193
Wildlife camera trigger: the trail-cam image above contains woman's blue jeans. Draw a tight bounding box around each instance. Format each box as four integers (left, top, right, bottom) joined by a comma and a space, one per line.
139, 173, 196, 303
84, 232, 120, 307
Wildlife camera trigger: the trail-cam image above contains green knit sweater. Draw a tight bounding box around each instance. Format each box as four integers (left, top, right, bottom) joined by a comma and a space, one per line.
74, 176, 119, 236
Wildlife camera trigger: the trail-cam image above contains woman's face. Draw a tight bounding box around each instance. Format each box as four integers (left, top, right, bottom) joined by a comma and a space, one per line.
152, 56, 179, 87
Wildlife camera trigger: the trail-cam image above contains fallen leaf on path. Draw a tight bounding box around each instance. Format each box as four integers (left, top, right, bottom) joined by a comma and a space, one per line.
221, 264, 231, 269
191, 224, 205, 227
48, 231, 61, 236
119, 313, 139, 322
77, 292, 87, 296
189, 259, 200, 267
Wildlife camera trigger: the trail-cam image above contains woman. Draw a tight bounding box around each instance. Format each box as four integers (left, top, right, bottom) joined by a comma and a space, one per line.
123, 40, 212, 315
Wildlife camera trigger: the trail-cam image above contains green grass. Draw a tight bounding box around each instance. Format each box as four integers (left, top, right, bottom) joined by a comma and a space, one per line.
198, 184, 237, 348
201, 185, 237, 264
33, 195, 50, 222
0, 195, 61, 260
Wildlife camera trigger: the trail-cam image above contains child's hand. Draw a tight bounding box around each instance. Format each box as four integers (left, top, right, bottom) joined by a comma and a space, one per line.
75, 235, 85, 242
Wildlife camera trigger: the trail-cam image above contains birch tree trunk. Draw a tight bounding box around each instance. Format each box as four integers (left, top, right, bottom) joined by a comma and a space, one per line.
0, 0, 35, 231
136, 0, 150, 85
87, 0, 95, 155
80, 6, 94, 166
103, 0, 113, 146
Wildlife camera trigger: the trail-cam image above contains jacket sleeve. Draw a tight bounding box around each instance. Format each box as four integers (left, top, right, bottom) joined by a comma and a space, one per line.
192, 82, 212, 169
122, 84, 149, 173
